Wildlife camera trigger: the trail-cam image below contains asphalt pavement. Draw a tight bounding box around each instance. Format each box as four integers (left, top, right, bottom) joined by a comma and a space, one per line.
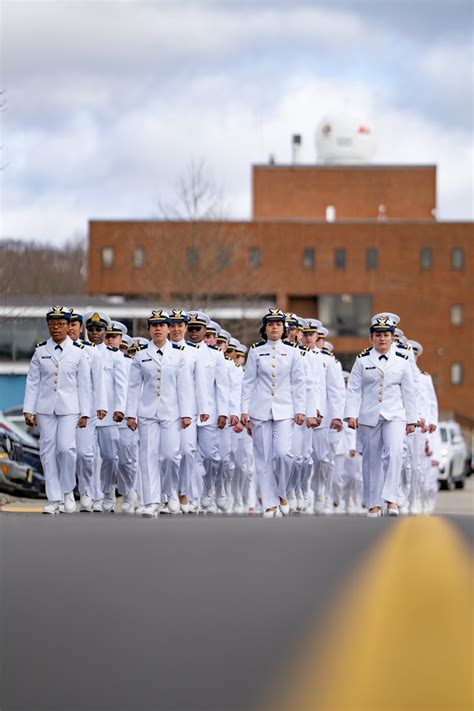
0, 513, 472, 711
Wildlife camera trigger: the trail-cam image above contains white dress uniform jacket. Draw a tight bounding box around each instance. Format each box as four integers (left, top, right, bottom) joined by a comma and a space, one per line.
94, 343, 128, 425
80, 340, 108, 413
24, 336, 91, 417
126, 340, 193, 420
241, 339, 306, 420
344, 344, 418, 426
195, 344, 229, 425
177, 340, 210, 417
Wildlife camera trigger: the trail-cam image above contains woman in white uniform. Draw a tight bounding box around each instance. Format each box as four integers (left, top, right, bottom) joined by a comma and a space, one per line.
241, 308, 306, 517
344, 313, 418, 517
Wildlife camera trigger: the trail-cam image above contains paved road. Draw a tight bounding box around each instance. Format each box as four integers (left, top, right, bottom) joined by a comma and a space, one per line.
0, 513, 472, 711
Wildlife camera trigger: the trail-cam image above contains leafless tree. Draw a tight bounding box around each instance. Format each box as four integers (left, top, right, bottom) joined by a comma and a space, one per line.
155, 160, 274, 344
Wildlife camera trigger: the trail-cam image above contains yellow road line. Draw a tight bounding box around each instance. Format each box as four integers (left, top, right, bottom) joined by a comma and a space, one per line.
263, 518, 473, 711
0, 505, 43, 513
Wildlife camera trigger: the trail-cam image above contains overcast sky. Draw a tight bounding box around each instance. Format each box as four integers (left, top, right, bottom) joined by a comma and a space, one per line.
1, 0, 473, 245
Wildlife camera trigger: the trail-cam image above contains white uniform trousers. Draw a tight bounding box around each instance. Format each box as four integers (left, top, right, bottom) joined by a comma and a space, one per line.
118, 426, 138, 496
300, 426, 314, 496
230, 430, 254, 506
250, 418, 294, 510
178, 417, 197, 498
407, 429, 424, 508
359, 417, 406, 508
37, 413, 79, 502
343, 452, 363, 511
197, 425, 221, 491
97, 425, 120, 495
287, 418, 305, 495
139, 416, 181, 506
76, 415, 98, 496
216, 426, 232, 496
310, 428, 332, 498
330, 454, 345, 506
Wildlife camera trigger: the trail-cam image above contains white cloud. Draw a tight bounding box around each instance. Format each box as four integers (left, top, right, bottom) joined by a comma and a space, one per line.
1, 1, 472, 245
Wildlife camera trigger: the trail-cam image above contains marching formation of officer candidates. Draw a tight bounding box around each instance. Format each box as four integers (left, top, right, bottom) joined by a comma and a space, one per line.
24, 305, 441, 518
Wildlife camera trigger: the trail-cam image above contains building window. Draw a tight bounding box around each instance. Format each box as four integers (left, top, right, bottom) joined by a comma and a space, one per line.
216, 247, 230, 269
450, 305, 463, 326
451, 362, 463, 385
420, 248, 432, 269
133, 247, 144, 268
334, 248, 346, 270
452, 247, 464, 270
249, 247, 261, 268
366, 248, 378, 270
101, 246, 114, 268
187, 247, 198, 269
318, 294, 372, 337
302, 248, 315, 270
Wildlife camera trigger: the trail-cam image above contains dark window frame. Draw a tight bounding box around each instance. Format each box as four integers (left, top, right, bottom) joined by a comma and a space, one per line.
451, 247, 464, 270
249, 247, 261, 268
334, 248, 346, 270
420, 247, 432, 270
302, 247, 315, 270
366, 247, 378, 270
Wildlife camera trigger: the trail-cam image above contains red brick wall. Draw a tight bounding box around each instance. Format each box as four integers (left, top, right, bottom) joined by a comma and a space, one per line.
252, 165, 437, 220
88, 219, 473, 419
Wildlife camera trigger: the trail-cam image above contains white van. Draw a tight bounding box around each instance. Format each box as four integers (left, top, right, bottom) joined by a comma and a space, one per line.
438, 421, 468, 489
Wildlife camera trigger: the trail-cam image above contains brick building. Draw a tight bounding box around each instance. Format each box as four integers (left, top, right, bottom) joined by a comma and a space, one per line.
88, 163, 473, 422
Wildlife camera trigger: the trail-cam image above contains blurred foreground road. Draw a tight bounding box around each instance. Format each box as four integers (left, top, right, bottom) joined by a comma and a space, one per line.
0, 508, 472, 711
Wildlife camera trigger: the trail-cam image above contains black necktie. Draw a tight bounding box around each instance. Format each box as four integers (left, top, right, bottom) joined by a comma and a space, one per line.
55, 344, 63, 351
379, 354, 388, 361
157, 349, 163, 356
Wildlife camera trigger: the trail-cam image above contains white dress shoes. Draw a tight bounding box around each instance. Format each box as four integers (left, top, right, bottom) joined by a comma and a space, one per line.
64, 492, 77, 514
79, 493, 93, 512
367, 509, 382, 518
263, 508, 283, 518
102, 491, 116, 513
43, 501, 61, 515
168, 491, 181, 514
142, 504, 158, 518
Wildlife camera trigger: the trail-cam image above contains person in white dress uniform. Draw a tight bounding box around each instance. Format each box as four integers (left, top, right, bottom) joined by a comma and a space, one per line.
241, 308, 306, 518
85, 311, 128, 513
68, 309, 108, 512
344, 314, 418, 517
23, 306, 92, 514
407, 339, 439, 515
215, 327, 239, 511
186, 312, 229, 513
285, 313, 320, 513
126, 309, 193, 518
168, 308, 210, 513
300, 321, 344, 514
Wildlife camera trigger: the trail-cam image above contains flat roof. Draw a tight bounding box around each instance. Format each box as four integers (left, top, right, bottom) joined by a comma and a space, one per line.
252, 163, 437, 169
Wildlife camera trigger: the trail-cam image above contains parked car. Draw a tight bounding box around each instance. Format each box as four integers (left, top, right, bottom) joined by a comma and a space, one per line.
0, 412, 45, 496
3, 404, 39, 440
0, 430, 45, 497
438, 420, 468, 490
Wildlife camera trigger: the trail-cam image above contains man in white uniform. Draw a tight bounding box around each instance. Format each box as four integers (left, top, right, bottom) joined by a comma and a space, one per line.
68, 309, 107, 512
23, 306, 92, 514
186, 312, 229, 513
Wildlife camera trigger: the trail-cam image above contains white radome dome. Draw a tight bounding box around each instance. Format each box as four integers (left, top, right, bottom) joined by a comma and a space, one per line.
315, 112, 376, 164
